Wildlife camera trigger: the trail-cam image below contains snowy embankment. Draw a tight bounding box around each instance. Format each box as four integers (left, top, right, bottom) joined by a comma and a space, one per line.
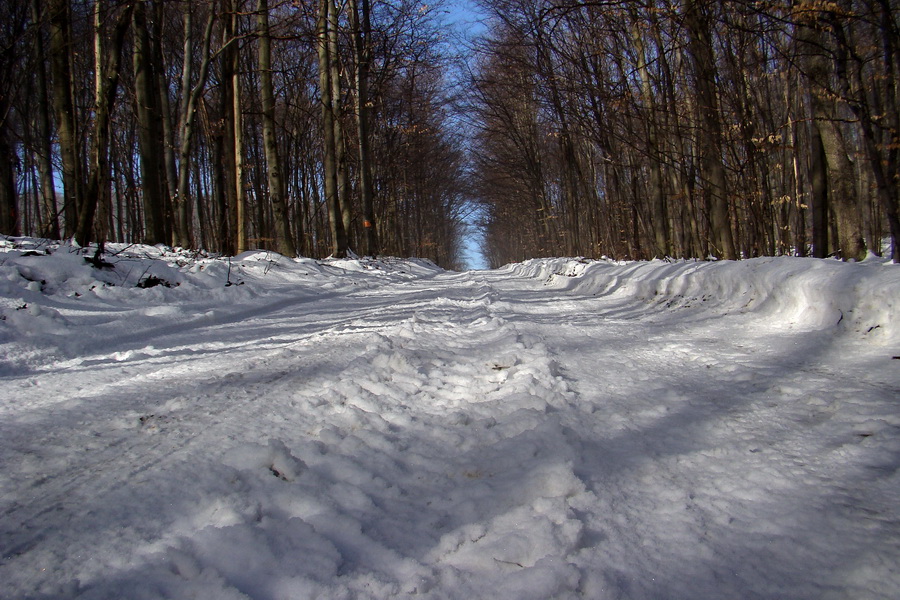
1, 237, 898, 600
0, 238, 441, 368
506, 255, 899, 340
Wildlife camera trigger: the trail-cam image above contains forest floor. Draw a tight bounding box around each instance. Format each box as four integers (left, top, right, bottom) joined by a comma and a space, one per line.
1, 239, 898, 599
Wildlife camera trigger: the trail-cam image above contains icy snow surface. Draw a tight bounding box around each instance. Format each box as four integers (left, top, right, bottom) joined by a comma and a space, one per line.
1, 239, 898, 599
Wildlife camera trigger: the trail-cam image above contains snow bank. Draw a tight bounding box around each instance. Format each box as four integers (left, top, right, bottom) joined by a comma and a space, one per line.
508, 255, 899, 340
0, 237, 441, 366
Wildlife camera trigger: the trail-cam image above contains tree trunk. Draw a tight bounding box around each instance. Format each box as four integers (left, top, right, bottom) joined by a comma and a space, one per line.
820, 122, 862, 259
174, 5, 195, 248
48, 0, 82, 237
684, 0, 736, 260
799, 13, 864, 260
257, 0, 296, 256
0, 129, 17, 235
152, 0, 176, 241
30, 0, 60, 239
174, 6, 216, 249
317, 0, 348, 257
233, 41, 246, 255
631, 15, 669, 258
133, 0, 167, 244
219, 0, 236, 254
75, 1, 133, 247
809, 116, 830, 258
221, 0, 246, 254
830, 9, 900, 262
327, 0, 352, 249
350, 0, 377, 256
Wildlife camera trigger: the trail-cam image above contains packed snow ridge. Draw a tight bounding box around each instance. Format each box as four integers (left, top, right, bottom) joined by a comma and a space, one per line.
1, 237, 898, 600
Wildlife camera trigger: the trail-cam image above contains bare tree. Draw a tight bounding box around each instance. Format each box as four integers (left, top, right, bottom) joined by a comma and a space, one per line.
317, 0, 348, 257
48, 0, 82, 236
75, 0, 133, 247
350, 0, 377, 256
174, 3, 215, 248
257, 0, 295, 256
29, 0, 60, 238
683, 0, 736, 259
133, 0, 167, 244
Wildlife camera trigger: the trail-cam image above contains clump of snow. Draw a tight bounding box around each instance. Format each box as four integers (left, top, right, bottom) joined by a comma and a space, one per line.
224, 439, 307, 482
1, 237, 897, 599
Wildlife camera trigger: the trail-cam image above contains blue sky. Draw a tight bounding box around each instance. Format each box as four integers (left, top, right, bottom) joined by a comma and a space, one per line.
445, 0, 486, 29
442, 1, 490, 269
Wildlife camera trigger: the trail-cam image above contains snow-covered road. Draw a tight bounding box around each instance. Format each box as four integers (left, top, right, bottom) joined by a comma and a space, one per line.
1, 245, 898, 599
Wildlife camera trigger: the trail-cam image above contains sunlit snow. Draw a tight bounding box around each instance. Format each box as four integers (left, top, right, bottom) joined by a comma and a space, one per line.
1, 237, 898, 599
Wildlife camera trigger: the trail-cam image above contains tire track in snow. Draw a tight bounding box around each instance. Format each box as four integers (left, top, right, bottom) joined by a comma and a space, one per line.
484, 268, 900, 600
195, 273, 594, 597
6, 263, 896, 599
1, 272, 593, 599
0, 279, 452, 597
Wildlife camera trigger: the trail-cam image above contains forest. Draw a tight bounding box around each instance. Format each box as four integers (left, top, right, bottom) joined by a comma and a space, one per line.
470, 0, 900, 266
0, 0, 468, 268
0, 1, 898, 269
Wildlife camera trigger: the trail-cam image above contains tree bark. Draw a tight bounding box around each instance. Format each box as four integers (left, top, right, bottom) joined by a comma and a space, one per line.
219, 0, 237, 254
48, 0, 82, 237
798, 12, 864, 259
0, 129, 17, 236
30, 0, 59, 239
829, 8, 900, 262
153, 0, 176, 241
684, 0, 736, 260
75, 1, 133, 247
809, 115, 830, 258
257, 0, 296, 256
317, 0, 348, 257
630, 13, 669, 258
350, 0, 377, 256
174, 5, 215, 248
233, 32, 246, 255
133, 0, 167, 244
327, 0, 352, 248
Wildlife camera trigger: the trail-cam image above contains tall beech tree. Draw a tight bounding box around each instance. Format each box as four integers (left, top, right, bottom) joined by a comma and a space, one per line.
48, 0, 82, 236
76, 0, 133, 246
132, 0, 167, 244
350, 0, 378, 256
317, 0, 348, 258
257, 0, 296, 256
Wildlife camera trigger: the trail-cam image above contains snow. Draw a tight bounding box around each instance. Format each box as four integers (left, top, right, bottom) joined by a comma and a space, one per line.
1, 237, 898, 599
